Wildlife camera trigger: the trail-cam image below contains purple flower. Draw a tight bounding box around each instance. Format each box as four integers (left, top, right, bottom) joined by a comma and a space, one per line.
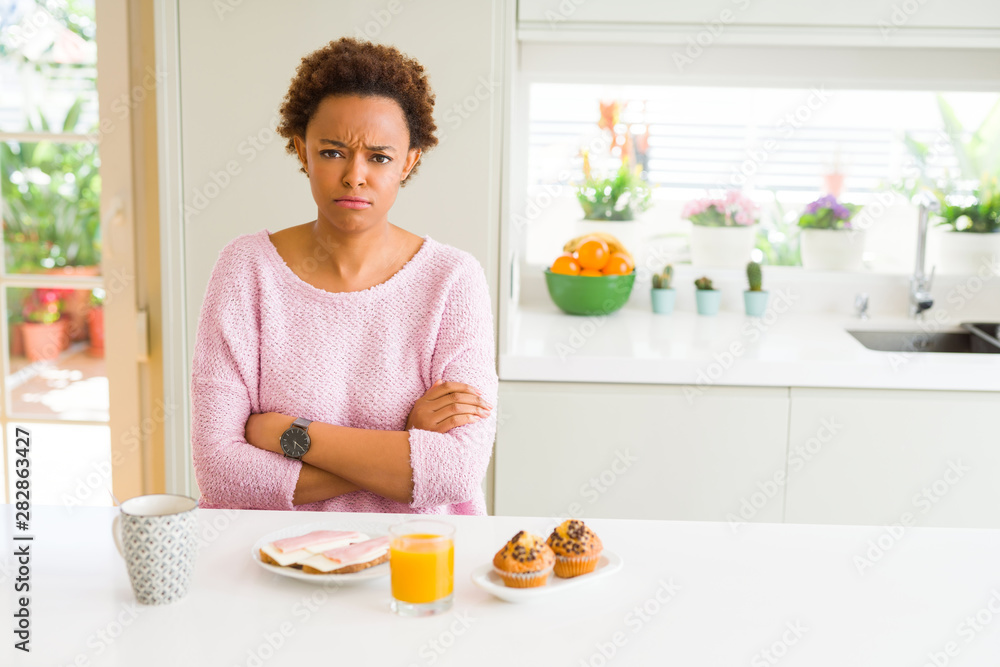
805, 194, 837, 215
806, 195, 854, 220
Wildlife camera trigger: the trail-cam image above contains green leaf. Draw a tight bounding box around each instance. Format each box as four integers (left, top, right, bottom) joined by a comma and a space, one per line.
936, 94, 978, 180
62, 97, 84, 133
902, 132, 929, 164
971, 98, 1000, 177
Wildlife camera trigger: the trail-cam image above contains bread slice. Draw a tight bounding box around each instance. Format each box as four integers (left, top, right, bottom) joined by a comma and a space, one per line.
260, 548, 389, 574
301, 551, 389, 574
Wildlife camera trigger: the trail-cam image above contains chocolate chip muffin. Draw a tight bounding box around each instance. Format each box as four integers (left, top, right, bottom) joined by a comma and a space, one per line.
492, 530, 556, 588
546, 519, 603, 578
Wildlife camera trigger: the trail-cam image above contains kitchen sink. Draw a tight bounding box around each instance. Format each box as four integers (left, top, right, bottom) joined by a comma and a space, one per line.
848, 323, 1000, 354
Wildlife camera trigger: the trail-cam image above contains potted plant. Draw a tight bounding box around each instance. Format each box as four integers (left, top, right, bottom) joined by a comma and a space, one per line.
694, 276, 721, 316
87, 288, 105, 357
683, 190, 759, 269
797, 194, 864, 270
650, 264, 675, 314
20, 289, 68, 362
574, 101, 653, 253
935, 178, 1000, 274
744, 261, 769, 317
894, 95, 1000, 274
577, 155, 652, 222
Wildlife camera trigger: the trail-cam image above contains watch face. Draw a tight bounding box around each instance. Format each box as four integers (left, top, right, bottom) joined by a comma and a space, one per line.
280, 428, 310, 458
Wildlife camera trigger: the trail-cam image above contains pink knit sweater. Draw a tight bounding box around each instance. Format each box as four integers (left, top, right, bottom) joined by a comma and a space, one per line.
190, 228, 498, 515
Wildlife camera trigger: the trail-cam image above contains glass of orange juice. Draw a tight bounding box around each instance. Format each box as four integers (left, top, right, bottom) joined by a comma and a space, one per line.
389, 520, 455, 616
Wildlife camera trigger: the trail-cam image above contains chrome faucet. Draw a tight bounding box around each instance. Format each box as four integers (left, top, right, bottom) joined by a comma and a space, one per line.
910, 191, 940, 319
855, 293, 869, 320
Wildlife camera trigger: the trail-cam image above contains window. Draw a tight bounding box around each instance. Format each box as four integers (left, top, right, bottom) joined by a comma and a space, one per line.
521, 83, 1000, 273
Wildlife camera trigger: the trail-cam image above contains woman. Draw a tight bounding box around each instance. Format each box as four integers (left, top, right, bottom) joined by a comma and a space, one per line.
190, 38, 497, 515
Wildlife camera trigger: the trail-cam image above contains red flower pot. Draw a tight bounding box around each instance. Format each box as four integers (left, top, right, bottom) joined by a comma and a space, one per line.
87, 307, 104, 358
22, 320, 68, 362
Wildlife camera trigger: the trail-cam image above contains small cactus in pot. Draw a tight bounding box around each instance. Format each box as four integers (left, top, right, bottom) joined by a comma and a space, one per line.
652, 264, 673, 290
694, 275, 721, 316
650, 264, 676, 314
694, 276, 715, 291
744, 261, 770, 317
746, 262, 763, 291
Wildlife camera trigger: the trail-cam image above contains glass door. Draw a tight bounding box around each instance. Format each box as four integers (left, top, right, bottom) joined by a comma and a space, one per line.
0, 0, 112, 506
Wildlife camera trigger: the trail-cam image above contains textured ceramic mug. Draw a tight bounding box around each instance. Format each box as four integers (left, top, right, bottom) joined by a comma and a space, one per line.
111, 494, 199, 605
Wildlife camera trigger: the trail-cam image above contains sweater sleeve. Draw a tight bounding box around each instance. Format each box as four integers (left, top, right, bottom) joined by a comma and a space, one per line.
189, 241, 301, 511
407, 257, 499, 510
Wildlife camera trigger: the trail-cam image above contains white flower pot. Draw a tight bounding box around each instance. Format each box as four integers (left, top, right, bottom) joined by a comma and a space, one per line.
799, 228, 866, 271
937, 231, 1000, 275
689, 225, 757, 269
573, 219, 643, 259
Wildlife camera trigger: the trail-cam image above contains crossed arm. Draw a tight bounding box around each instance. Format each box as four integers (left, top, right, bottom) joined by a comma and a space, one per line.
243, 380, 493, 505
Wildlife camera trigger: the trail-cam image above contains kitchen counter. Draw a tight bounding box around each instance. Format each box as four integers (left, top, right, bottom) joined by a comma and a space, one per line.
4, 505, 1000, 665
501, 303, 1000, 391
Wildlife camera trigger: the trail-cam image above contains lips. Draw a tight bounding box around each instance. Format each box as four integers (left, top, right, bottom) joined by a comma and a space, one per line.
334, 197, 372, 210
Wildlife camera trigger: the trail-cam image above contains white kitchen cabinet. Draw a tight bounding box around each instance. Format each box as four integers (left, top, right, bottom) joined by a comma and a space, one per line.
494, 381, 789, 522
785, 388, 1000, 529
518, 0, 1000, 31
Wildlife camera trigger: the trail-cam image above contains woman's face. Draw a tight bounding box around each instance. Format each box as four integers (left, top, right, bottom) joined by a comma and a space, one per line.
293, 94, 421, 233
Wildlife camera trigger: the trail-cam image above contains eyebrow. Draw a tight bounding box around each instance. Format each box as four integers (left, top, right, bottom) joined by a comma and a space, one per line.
319, 139, 396, 153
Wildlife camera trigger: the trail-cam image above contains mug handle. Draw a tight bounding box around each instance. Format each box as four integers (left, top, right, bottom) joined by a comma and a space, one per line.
112, 513, 125, 558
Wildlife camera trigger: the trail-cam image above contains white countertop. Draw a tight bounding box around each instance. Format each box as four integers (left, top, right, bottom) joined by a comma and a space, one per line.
501, 303, 1000, 391
4, 505, 1000, 665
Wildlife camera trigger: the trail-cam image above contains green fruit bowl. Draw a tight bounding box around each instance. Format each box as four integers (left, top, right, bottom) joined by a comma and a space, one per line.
544, 269, 636, 316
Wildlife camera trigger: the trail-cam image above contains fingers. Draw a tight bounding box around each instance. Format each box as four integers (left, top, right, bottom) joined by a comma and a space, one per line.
431, 399, 490, 424
428, 390, 491, 412
425, 380, 485, 403
433, 412, 485, 432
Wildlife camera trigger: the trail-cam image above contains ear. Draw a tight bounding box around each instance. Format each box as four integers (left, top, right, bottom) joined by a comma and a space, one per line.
293, 135, 308, 173
401, 147, 422, 181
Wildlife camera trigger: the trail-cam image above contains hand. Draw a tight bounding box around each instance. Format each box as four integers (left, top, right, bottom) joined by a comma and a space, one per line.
405, 380, 492, 433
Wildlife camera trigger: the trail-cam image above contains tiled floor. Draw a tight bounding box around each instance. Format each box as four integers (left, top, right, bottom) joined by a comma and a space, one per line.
8, 342, 109, 421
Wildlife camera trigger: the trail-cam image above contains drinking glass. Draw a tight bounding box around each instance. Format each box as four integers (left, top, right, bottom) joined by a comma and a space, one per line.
389, 520, 455, 616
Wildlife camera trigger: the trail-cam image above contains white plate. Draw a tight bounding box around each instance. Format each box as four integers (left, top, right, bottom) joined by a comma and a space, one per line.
470, 551, 623, 603
251, 520, 391, 585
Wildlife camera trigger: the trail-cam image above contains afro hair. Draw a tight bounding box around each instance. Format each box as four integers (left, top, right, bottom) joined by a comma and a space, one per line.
276, 37, 438, 185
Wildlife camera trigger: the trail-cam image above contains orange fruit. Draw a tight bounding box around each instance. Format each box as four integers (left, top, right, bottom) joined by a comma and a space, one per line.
575, 238, 610, 271
614, 251, 634, 272
601, 254, 632, 275
550, 254, 581, 275
579, 269, 604, 277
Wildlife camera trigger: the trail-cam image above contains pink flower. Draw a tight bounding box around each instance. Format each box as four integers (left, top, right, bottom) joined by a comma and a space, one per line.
681, 199, 713, 218
683, 191, 759, 226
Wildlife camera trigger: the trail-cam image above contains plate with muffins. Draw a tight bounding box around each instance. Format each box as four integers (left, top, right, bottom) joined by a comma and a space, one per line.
471, 520, 622, 602
251, 521, 392, 584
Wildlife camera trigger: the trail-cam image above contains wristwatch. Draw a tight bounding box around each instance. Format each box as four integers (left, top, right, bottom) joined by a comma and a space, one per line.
279, 417, 313, 460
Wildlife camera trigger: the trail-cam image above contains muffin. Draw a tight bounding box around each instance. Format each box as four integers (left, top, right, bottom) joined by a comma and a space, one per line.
492, 530, 556, 588
547, 519, 603, 578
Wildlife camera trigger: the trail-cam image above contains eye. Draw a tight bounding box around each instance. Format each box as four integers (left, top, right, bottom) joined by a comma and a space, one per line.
319, 149, 343, 159
372, 154, 391, 164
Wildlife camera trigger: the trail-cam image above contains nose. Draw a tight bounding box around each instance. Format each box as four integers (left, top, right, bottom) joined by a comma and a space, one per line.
342, 154, 367, 188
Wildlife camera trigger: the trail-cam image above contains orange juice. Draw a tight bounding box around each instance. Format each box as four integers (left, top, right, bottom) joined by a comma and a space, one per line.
390, 533, 454, 604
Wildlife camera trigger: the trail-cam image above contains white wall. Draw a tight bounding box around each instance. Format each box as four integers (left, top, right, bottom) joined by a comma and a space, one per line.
163, 0, 510, 497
